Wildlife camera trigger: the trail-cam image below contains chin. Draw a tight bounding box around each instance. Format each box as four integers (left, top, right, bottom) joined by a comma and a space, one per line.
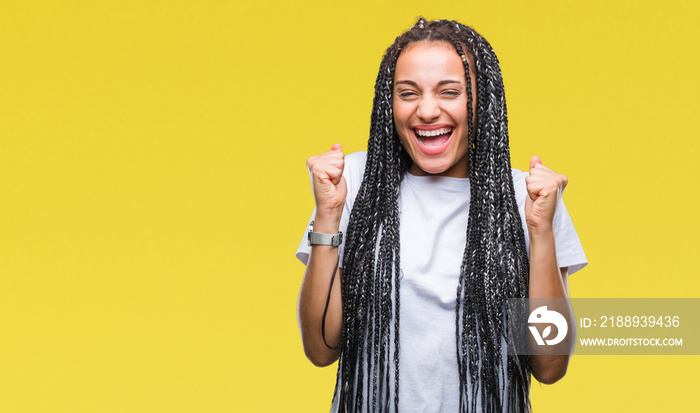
414, 160, 450, 175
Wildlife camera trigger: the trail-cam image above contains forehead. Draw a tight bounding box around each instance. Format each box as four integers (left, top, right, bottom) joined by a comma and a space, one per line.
394, 41, 467, 83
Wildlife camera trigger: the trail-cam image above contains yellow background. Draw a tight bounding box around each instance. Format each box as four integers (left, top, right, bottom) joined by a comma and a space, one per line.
1, 0, 698, 411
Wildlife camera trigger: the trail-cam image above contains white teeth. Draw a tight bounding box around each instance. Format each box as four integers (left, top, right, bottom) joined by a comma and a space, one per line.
415, 128, 452, 137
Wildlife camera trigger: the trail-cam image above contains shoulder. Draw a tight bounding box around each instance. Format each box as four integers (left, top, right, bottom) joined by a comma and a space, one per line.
510, 168, 528, 199
343, 151, 367, 184
511, 168, 528, 182
342, 151, 367, 205
344, 151, 367, 172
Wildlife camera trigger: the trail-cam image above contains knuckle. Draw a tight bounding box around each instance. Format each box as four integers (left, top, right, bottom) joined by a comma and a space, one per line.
307, 155, 320, 167
309, 164, 323, 176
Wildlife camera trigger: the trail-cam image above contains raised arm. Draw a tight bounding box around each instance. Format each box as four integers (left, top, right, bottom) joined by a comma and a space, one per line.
297, 144, 346, 367
524, 155, 575, 384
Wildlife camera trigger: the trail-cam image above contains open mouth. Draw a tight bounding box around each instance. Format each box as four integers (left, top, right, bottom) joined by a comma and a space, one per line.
413, 127, 453, 151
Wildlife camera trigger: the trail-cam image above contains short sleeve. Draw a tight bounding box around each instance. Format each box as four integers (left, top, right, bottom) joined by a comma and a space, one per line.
549, 195, 588, 275
512, 169, 588, 275
295, 152, 367, 268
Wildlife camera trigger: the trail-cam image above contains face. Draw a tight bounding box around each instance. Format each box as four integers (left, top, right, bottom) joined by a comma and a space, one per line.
393, 41, 476, 178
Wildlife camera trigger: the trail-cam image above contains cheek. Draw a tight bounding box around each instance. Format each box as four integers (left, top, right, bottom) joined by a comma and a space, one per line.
395, 128, 410, 149
393, 116, 410, 141
448, 100, 470, 120
389, 109, 408, 145
393, 126, 414, 157
392, 100, 414, 126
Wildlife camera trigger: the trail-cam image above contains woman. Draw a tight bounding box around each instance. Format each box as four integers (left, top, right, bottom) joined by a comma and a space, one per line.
296, 18, 587, 412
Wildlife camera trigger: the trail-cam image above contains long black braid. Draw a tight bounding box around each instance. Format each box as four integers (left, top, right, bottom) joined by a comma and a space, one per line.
336, 18, 531, 412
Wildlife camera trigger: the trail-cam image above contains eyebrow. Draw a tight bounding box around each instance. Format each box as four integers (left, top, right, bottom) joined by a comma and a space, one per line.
394, 80, 464, 87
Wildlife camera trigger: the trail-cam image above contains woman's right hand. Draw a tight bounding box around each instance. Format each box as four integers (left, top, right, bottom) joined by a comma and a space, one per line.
306, 143, 347, 228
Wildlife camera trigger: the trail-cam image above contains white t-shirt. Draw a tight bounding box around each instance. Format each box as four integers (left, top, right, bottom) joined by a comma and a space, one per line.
296, 151, 588, 412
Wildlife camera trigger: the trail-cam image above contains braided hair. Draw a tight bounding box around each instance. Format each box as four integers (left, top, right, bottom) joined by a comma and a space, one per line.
337, 17, 531, 412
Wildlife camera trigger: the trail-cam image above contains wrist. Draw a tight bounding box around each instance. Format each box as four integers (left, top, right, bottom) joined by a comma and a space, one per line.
528, 224, 554, 241
313, 213, 341, 233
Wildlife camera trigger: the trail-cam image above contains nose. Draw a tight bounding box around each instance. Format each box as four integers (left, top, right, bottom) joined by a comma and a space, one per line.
416, 96, 440, 122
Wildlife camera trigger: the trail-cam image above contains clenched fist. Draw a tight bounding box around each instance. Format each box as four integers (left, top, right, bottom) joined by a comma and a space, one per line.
525, 155, 568, 234
306, 143, 347, 230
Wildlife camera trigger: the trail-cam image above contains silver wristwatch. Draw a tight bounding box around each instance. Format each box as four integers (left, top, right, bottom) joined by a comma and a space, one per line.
307, 221, 343, 247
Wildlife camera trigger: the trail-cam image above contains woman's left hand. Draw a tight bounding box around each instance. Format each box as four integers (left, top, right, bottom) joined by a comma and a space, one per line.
525, 155, 568, 234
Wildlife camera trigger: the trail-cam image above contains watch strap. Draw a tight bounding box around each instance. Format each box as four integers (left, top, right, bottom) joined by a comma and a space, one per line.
308, 221, 343, 247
